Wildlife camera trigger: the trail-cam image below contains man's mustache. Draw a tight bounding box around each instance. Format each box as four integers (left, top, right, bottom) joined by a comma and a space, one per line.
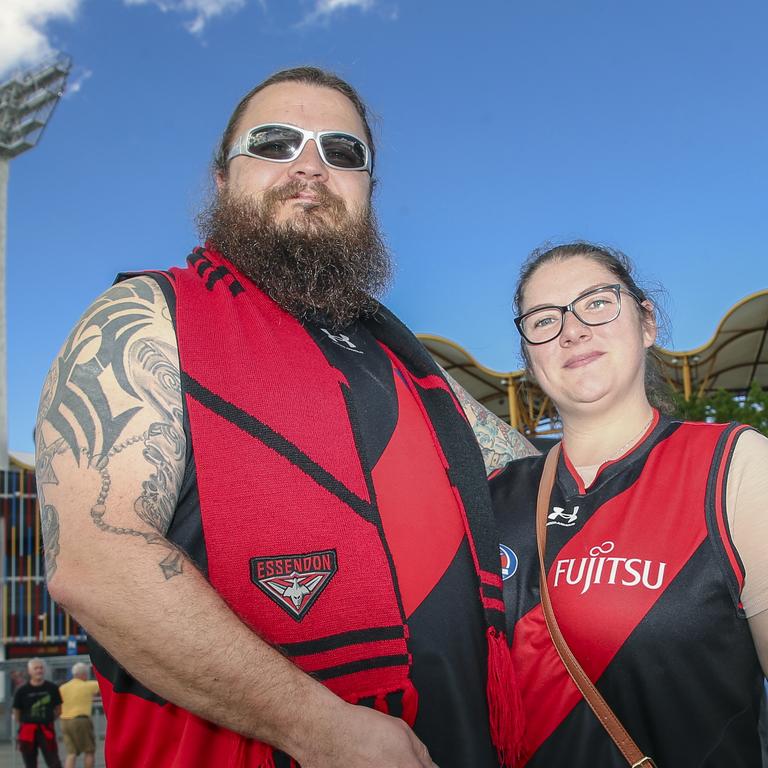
263, 180, 346, 210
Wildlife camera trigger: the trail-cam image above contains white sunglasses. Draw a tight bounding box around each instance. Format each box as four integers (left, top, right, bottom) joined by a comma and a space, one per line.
227, 122, 372, 173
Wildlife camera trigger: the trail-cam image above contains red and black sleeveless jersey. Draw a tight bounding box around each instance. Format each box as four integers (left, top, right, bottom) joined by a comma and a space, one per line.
491, 415, 763, 767
89, 295, 499, 767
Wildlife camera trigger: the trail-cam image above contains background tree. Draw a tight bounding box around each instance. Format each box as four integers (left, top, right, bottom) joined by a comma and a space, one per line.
673, 382, 768, 436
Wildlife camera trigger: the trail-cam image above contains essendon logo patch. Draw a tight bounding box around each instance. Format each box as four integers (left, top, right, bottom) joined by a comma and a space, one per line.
250, 550, 338, 620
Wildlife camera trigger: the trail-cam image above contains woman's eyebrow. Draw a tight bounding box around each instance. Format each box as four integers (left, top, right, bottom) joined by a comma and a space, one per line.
523, 283, 612, 313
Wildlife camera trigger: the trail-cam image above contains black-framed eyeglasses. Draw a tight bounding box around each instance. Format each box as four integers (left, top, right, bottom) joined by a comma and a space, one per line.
514, 284, 642, 345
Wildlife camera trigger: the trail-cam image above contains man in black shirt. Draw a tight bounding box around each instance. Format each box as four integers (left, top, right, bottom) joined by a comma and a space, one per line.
12, 658, 62, 768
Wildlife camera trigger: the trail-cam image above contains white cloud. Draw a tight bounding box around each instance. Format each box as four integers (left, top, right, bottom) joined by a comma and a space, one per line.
0, 0, 80, 78
123, 0, 246, 35
300, 0, 378, 26
63, 67, 92, 97
314, 0, 375, 13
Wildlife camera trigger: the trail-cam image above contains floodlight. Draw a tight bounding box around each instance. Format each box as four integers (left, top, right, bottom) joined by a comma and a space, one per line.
0, 55, 72, 158
0, 55, 72, 468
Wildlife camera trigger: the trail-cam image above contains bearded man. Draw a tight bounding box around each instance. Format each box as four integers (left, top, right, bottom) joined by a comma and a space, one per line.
36, 67, 534, 768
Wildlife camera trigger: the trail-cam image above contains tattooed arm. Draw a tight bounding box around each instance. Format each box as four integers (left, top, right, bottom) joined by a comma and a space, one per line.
35, 277, 185, 581
442, 368, 538, 471
36, 277, 433, 768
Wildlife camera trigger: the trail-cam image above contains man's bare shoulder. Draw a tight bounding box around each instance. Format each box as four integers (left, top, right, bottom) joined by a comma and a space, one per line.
35, 275, 186, 585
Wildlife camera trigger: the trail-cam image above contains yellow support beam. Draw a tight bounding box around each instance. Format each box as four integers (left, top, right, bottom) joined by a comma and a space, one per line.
506, 378, 520, 430
682, 356, 692, 401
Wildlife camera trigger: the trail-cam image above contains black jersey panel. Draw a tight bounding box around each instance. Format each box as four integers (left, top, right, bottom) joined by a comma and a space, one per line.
408, 537, 499, 768
302, 318, 398, 470
705, 423, 752, 613
165, 450, 207, 575
491, 454, 546, 625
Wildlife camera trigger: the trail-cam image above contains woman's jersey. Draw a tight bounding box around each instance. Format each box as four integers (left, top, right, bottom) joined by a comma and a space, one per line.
491, 414, 763, 767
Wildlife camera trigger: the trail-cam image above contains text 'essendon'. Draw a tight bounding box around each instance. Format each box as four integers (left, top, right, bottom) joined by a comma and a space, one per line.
253, 552, 335, 580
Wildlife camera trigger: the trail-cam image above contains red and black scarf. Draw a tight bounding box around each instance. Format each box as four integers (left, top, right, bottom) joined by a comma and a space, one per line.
167, 247, 523, 766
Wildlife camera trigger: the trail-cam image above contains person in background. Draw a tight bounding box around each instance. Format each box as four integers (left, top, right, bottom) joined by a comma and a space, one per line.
492, 241, 768, 766
59, 662, 100, 768
12, 658, 62, 768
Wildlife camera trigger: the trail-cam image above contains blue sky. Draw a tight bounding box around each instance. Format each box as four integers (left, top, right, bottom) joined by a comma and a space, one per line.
2, 0, 767, 452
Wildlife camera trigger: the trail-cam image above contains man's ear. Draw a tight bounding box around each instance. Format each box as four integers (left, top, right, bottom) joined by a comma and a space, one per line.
214, 170, 227, 193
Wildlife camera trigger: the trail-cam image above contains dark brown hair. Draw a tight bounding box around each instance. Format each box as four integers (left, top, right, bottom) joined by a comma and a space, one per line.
515, 241, 673, 412
213, 66, 376, 179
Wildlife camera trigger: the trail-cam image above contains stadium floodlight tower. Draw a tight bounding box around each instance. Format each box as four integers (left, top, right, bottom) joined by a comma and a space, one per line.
0, 55, 71, 469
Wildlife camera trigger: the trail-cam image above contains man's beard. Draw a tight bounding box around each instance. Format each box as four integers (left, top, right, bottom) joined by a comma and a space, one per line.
197, 180, 393, 331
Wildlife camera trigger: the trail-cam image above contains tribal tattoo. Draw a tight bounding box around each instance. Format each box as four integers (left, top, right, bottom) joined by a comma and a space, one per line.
36, 428, 67, 578
129, 339, 185, 534
89, 439, 184, 581
41, 281, 157, 467
38, 279, 187, 580
36, 435, 67, 486
84, 335, 186, 579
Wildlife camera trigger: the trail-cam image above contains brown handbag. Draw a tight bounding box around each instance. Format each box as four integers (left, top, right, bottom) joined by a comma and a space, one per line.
536, 443, 657, 768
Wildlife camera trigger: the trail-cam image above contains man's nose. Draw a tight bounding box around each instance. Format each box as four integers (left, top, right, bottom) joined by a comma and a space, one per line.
288, 139, 329, 182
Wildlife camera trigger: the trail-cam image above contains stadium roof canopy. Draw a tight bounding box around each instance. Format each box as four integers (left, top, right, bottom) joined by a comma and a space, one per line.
10, 450, 34, 470
655, 289, 768, 399
419, 289, 768, 435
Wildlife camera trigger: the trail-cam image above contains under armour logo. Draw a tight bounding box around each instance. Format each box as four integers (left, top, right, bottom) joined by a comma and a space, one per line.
320, 328, 363, 354
547, 505, 580, 527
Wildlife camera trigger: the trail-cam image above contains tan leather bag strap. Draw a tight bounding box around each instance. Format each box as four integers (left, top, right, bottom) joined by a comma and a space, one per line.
536, 444, 656, 768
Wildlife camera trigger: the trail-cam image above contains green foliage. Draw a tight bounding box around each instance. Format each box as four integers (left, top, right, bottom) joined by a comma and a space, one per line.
672, 382, 768, 436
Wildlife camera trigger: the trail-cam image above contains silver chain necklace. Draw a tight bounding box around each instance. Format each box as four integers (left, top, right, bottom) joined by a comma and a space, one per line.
600, 413, 654, 464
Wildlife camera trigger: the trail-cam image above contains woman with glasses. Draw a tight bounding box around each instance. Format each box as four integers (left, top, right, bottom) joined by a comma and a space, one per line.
491, 242, 768, 767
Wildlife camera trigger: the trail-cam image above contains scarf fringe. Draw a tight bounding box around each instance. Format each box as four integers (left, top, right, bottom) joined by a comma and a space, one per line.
373, 692, 388, 714
350, 679, 419, 726
486, 626, 526, 767
400, 677, 419, 726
